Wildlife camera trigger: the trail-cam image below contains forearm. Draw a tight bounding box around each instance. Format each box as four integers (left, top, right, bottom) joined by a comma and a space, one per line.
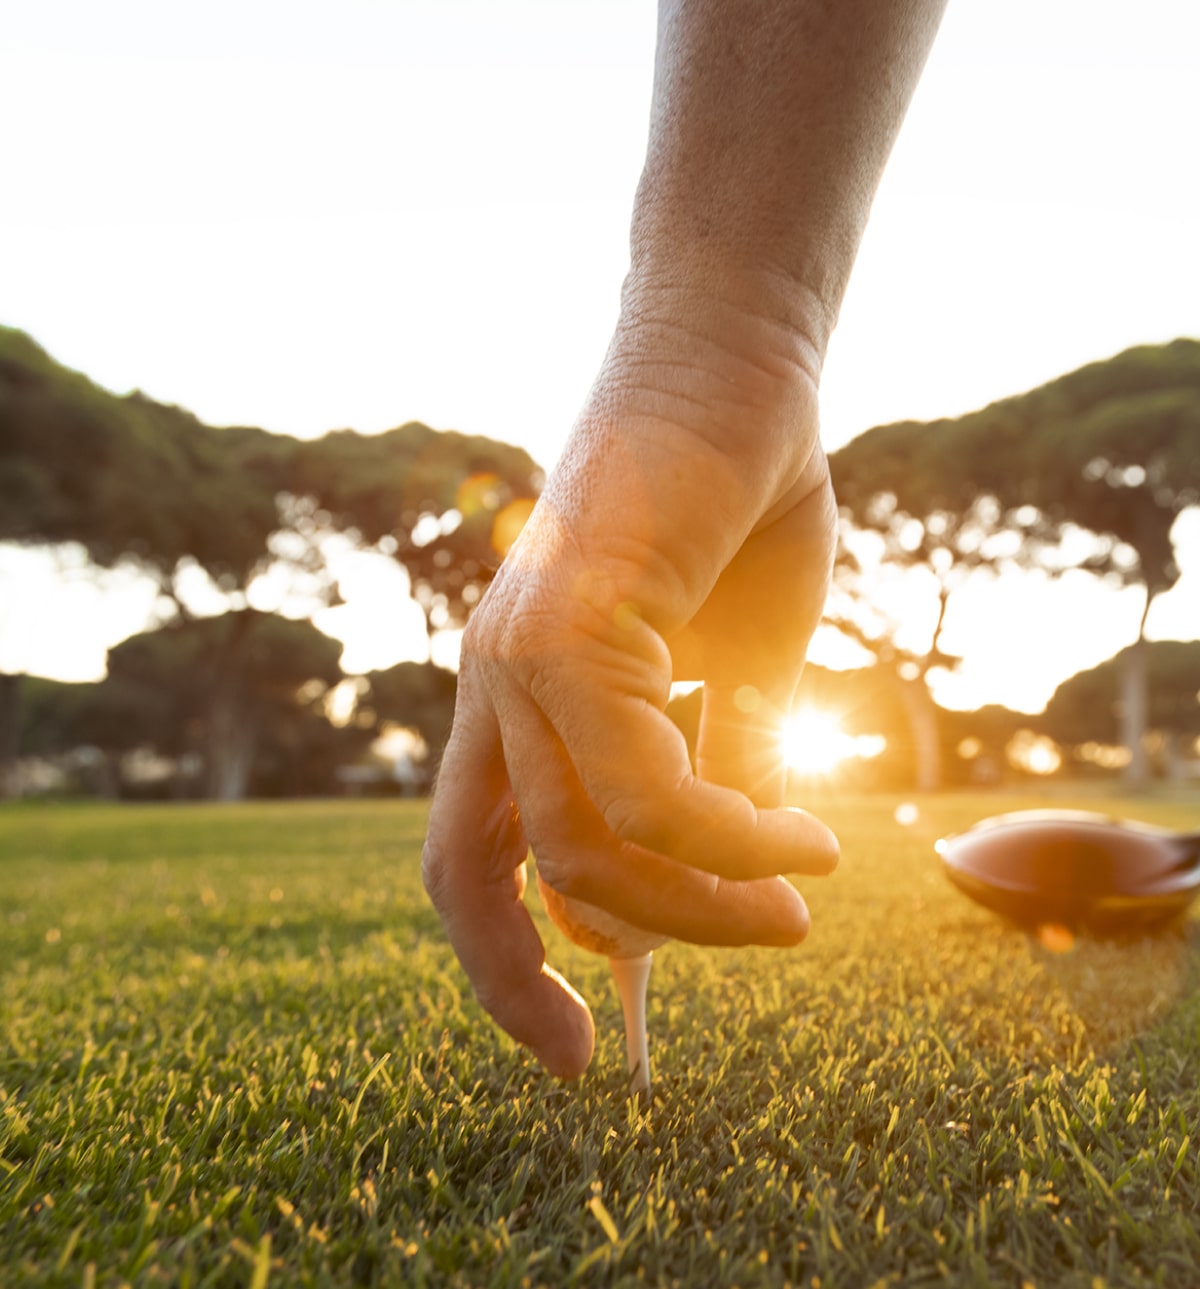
625, 0, 948, 372
523, 1, 948, 642
426, 2, 944, 1079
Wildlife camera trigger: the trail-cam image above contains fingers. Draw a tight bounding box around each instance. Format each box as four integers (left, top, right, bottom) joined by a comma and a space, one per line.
515, 478, 838, 881
496, 680, 812, 946
422, 464, 840, 1075
531, 668, 839, 880
422, 673, 594, 1078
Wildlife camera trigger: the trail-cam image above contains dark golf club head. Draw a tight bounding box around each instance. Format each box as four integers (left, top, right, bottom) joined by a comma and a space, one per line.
936, 810, 1200, 934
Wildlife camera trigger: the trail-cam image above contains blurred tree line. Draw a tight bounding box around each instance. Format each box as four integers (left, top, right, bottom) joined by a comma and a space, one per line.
827, 338, 1200, 789
2, 326, 1198, 798
0, 326, 539, 798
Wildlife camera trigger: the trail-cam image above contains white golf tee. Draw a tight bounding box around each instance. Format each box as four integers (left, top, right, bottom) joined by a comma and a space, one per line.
608, 952, 653, 1097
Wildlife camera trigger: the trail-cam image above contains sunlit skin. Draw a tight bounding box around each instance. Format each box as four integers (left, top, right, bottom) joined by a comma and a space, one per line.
541, 702, 877, 1094
536, 873, 664, 1096
422, 0, 950, 1078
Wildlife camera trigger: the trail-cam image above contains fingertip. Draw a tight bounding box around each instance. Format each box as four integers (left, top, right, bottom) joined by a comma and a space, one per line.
770, 807, 839, 877
811, 816, 840, 875
761, 876, 810, 947
528, 966, 595, 1078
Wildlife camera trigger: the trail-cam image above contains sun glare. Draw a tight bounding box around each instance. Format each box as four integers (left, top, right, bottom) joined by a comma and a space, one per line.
780, 709, 885, 775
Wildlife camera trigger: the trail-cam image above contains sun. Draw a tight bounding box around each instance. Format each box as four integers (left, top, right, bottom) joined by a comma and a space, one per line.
780, 708, 886, 775
780, 709, 852, 774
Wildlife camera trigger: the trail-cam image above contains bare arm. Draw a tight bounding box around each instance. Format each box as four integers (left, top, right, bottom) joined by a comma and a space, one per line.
422, 0, 948, 1077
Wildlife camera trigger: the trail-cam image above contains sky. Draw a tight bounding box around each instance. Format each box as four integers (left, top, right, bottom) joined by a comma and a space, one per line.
2, 0, 1199, 712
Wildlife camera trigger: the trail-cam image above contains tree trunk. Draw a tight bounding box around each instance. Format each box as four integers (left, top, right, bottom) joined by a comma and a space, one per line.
0, 673, 21, 799
895, 675, 942, 792
206, 691, 256, 800
1162, 730, 1185, 784
1120, 597, 1153, 790
200, 612, 258, 801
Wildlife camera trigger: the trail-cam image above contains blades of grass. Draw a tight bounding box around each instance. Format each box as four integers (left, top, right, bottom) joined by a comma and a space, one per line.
348, 1054, 391, 1128
587, 1193, 620, 1245
248, 1234, 271, 1289
54, 1223, 85, 1272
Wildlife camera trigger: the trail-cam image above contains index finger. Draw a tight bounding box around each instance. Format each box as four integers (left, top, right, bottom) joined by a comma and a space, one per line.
422, 676, 594, 1078
495, 677, 814, 945
531, 655, 839, 880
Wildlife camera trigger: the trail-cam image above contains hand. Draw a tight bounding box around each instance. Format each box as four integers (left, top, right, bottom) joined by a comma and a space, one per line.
421, 295, 840, 1077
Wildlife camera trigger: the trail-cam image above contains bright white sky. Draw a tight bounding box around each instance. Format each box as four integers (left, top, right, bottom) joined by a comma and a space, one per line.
2, 0, 1199, 711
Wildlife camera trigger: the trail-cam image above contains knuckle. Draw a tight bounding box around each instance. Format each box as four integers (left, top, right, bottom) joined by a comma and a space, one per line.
477, 594, 567, 688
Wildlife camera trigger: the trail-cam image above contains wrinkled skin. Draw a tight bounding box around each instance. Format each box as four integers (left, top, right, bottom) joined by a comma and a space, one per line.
422, 303, 840, 1077
420, 0, 948, 1076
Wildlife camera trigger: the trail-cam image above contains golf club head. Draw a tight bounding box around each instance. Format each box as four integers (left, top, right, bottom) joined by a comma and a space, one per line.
936, 810, 1200, 934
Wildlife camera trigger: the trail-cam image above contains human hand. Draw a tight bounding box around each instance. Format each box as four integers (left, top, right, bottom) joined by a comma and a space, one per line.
421, 289, 840, 1077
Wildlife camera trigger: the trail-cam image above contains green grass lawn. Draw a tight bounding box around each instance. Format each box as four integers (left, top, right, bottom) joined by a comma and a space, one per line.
2, 791, 1198, 1288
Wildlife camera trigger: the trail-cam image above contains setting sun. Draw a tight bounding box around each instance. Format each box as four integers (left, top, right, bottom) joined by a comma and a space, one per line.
780, 708, 886, 775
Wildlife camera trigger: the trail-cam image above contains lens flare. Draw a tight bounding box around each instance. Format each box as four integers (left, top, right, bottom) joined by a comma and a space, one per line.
490, 498, 536, 558
455, 471, 502, 517
1036, 922, 1076, 954
780, 708, 883, 775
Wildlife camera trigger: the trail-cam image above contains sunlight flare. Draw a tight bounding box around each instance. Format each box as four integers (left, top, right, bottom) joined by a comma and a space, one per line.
780, 708, 885, 775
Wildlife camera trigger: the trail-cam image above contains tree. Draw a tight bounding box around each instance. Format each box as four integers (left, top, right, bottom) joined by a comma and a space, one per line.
827, 439, 1034, 790
279, 427, 541, 638
0, 673, 19, 797
0, 325, 543, 626
820, 495, 1013, 790
1043, 640, 1200, 780
247, 698, 377, 799
1021, 375, 1199, 785
0, 328, 286, 598
9, 673, 159, 796
0, 327, 543, 790
10, 631, 374, 799
828, 339, 1200, 787
365, 661, 459, 772
104, 611, 346, 799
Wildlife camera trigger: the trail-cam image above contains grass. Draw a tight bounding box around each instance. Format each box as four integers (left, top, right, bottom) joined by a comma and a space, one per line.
1, 790, 1198, 1288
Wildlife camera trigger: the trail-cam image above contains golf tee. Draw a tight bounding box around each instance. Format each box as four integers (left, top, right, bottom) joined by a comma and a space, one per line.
608, 952, 653, 1097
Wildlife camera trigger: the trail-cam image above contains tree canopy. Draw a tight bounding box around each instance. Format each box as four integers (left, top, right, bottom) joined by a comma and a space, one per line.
8, 611, 369, 798
0, 326, 543, 622
1043, 640, 1200, 750
365, 661, 459, 769
828, 339, 1200, 787
831, 339, 1200, 606
106, 610, 347, 798
0, 328, 283, 591
0, 326, 546, 797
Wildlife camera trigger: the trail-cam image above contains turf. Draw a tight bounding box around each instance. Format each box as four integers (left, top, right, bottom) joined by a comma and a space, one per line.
1, 792, 1198, 1287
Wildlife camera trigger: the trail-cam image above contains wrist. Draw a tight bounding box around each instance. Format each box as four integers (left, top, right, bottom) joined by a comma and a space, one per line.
587, 264, 826, 495
618, 256, 831, 390
613, 255, 830, 412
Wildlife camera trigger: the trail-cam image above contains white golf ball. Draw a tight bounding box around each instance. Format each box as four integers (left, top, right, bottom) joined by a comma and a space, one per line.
536, 871, 668, 959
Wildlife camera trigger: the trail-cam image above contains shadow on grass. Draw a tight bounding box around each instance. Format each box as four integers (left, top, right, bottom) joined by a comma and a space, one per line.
1029, 918, 1200, 1055
896, 910, 1200, 1073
